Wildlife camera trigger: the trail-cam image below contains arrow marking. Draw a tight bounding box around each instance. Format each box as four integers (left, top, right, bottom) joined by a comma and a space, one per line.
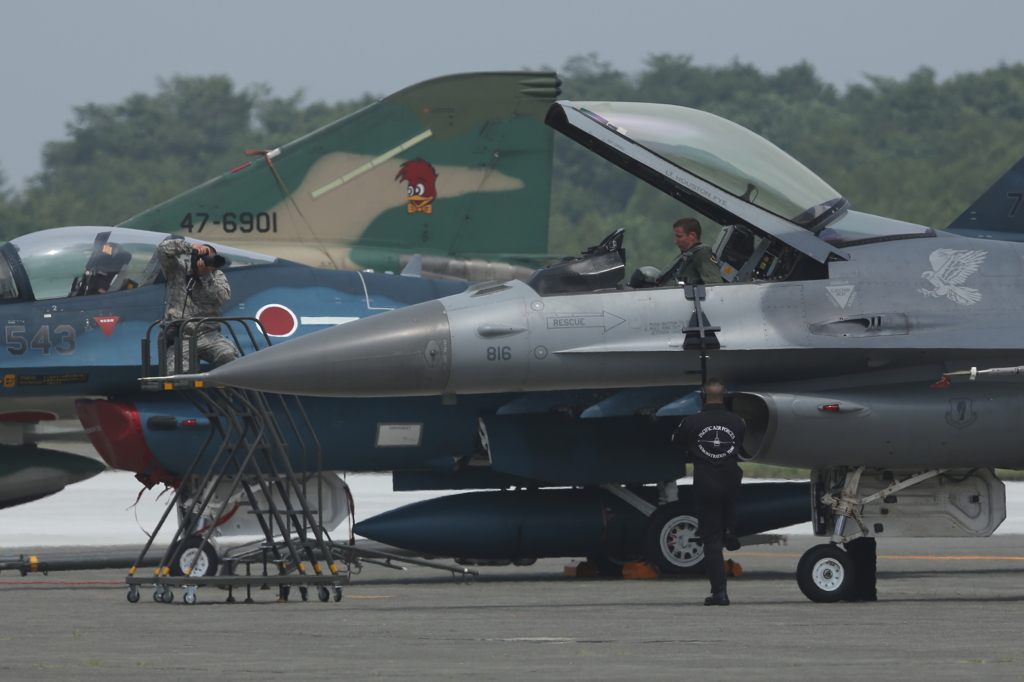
546, 312, 625, 332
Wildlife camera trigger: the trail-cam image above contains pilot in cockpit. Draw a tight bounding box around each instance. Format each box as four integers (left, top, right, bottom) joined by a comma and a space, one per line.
664, 218, 723, 286
629, 217, 724, 288
70, 240, 135, 296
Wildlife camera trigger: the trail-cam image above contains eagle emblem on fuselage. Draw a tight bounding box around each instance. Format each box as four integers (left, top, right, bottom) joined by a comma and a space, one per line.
918, 249, 987, 305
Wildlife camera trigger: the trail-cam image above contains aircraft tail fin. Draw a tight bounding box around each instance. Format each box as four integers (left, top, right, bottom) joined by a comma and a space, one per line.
946, 156, 1024, 241
119, 71, 561, 273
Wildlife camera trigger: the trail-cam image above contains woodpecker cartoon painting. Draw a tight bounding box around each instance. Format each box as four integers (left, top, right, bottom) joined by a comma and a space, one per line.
395, 158, 439, 214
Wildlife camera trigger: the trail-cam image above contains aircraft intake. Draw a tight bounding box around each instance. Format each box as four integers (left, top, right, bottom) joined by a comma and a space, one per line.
733, 382, 1024, 469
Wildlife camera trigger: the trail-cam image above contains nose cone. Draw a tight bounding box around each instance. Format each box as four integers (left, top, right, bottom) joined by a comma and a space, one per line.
206, 300, 451, 397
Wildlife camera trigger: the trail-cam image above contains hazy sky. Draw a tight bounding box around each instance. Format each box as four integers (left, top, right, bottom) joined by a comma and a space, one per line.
4, 0, 1024, 189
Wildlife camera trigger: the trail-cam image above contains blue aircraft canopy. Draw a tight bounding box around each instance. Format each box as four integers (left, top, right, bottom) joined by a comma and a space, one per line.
5, 226, 275, 301
573, 101, 843, 227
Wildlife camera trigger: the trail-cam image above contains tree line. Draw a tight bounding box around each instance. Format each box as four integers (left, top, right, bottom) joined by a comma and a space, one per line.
4, 56, 1024, 271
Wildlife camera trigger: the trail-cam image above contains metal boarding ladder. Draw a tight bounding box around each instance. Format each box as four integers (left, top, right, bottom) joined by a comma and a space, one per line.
127, 318, 476, 605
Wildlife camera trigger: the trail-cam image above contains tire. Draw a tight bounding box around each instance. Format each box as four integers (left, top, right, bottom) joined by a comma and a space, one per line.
797, 544, 856, 603
641, 501, 706, 575
169, 536, 220, 578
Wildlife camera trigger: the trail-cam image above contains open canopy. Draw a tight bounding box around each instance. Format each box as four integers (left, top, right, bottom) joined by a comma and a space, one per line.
546, 100, 851, 263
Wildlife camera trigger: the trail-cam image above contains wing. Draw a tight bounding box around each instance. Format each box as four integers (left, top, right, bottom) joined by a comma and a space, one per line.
936, 250, 987, 286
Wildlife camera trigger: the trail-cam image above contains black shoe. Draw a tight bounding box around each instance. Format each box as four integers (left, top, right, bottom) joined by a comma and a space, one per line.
704, 592, 730, 606
724, 531, 741, 552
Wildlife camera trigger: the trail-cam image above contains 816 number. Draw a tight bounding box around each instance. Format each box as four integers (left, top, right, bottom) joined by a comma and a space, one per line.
486, 346, 512, 361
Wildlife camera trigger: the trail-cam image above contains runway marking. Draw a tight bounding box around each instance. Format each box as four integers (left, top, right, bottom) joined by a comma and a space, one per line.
877, 555, 1024, 561
0, 581, 122, 585
732, 552, 1024, 561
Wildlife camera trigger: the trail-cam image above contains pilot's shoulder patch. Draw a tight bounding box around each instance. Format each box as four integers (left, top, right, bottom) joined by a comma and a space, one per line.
709, 253, 719, 264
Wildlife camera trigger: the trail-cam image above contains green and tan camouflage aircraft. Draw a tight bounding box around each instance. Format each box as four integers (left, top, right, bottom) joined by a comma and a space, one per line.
119, 71, 561, 280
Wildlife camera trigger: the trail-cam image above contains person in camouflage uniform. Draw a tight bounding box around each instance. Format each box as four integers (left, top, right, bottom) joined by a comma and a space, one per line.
663, 217, 723, 286
157, 238, 238, 373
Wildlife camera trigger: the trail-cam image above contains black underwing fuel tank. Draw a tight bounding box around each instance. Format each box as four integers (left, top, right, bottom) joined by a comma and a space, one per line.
353, 482, 809, 559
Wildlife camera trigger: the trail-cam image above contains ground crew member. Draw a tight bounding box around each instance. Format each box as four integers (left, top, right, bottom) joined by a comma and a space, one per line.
157, 237, 238, 373
662, 217, 723, 286
673, 378, 743, 605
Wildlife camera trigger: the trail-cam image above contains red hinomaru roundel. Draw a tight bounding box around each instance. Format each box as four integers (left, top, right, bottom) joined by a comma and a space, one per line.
256, 304, 298, 337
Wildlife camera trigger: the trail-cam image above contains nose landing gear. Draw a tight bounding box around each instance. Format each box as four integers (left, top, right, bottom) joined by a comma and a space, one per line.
796, 544, 855, 602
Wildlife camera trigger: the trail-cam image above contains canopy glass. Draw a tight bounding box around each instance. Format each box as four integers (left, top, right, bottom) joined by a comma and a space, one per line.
574, 102, 844, 227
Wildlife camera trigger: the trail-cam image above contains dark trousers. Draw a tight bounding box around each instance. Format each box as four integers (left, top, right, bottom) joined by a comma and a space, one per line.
693, 463, 742, 594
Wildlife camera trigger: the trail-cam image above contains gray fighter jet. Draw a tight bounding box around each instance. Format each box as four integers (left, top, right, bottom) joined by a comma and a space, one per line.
197, 100, 1024, 601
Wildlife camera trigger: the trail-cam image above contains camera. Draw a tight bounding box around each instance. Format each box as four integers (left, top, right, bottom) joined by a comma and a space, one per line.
190, 249, 227, 273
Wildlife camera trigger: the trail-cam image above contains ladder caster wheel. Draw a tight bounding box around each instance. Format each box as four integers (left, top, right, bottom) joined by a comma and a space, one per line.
153, 587, 163, 603
299, 586, 309, 601
184, 590, 197, 605
127, 586, 140, 603
318, 586, 330, 602
333, 586, 343, 602
162, 588, 174, 603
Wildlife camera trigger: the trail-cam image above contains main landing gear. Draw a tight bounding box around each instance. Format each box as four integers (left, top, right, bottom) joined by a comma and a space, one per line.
600, 483, 707, 575
642, 501, 706, 575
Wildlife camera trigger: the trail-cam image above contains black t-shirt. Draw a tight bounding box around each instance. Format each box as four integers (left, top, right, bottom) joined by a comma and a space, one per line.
674, 403, 746, 467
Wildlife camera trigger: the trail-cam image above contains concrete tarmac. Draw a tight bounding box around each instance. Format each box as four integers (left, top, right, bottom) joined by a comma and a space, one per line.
1, 535, 1023, 680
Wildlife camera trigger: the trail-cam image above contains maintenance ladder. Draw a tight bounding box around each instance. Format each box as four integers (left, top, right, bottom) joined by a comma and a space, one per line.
126, 317, 476, 605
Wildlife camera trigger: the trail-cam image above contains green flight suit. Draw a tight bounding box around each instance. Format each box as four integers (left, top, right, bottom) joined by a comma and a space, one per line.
669, 243, 723, 286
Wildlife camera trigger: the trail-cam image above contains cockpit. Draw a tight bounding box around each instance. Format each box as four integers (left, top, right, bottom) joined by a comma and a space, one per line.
527, 100, 939, 295
0, 226, 274, 302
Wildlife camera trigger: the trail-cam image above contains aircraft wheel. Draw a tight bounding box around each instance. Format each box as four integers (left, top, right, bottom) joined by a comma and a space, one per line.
797, 544, 856, 603
642, 501, 705, 575
318, 586, 331, 602
170, 537, 219, 578
127, 586, 140, 603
